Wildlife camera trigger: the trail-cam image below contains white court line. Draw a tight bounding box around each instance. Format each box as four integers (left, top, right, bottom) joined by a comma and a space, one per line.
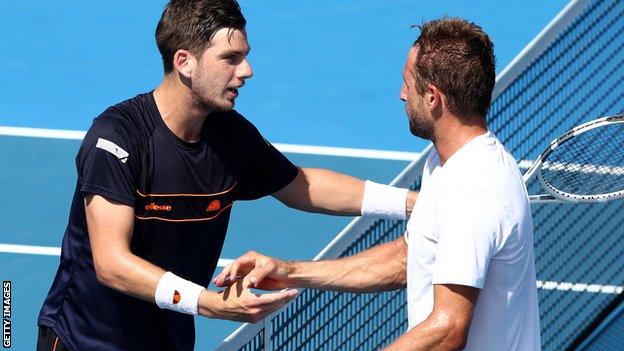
0, 125, 420, 161
1, 244, 622, 293
273, 143, 419, 161
0, 243, 233, 267
0, 243, 61, 256
536, 280, 623, 294
0, 126, 86, 140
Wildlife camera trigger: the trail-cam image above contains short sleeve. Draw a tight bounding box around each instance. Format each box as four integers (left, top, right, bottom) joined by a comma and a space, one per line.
76, 113, 139, 206
232, 114, 298, 200
432, 187, 505, 289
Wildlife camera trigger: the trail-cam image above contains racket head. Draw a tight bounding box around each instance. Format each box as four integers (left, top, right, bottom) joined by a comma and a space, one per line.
533, 115, 624, 203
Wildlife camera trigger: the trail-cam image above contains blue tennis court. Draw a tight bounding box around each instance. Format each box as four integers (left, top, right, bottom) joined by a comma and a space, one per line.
1, 1, 578, 349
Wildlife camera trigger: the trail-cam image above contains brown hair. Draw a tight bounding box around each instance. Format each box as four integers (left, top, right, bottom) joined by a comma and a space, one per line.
413, 18, 496, 119
155, 0, 246, 73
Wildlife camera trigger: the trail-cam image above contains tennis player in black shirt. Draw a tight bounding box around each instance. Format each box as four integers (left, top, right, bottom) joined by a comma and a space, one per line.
37, 1, 415, 350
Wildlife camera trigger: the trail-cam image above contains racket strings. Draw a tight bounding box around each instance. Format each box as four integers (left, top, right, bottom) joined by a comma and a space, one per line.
541, 122, 624, 197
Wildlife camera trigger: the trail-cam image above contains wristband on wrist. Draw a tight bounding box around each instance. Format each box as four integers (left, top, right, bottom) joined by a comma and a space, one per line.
361, 180, 409, 219
155, 271, 205, 315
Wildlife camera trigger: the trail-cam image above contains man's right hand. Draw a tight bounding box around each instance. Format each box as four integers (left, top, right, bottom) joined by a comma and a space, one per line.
213, 238, 409, 296
213, 251, 292, 290
199, 275, 297, 323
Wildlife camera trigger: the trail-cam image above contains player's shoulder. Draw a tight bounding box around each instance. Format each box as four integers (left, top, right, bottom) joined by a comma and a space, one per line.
98, 93, 154, 128
443, 148, 523, 202
81, 93, 156, 154
89, 93, 155, 140
454, 134, 518, 177
207, 109, 261, 136
210, 109, 251, 125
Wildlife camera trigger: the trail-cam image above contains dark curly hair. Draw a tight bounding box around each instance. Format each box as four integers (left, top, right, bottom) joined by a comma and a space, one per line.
155, 0, 246, 73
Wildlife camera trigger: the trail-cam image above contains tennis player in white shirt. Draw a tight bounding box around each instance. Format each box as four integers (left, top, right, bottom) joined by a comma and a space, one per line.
215, 17, 541, 351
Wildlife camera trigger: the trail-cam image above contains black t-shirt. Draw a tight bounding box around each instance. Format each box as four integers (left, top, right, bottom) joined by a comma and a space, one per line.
38, 92, 298, 351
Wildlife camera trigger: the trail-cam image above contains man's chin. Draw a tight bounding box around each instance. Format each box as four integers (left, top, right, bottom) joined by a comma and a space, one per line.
202, 99, 235, 113
215, 103, 235, 112
219, 98, 236, 111
409, 123, 433, 140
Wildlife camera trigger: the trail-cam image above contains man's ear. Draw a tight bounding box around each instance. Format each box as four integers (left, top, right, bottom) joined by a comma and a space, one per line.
425, 83, 443, 112
172, 49, 196, 79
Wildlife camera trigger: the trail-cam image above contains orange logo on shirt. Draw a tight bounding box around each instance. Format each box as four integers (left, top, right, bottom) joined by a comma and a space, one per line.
145, 202, 172, 211
173, 290, 181, 304
206, 200, 221, 212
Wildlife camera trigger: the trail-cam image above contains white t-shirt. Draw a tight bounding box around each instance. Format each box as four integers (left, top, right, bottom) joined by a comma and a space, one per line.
405, 131, 540, 350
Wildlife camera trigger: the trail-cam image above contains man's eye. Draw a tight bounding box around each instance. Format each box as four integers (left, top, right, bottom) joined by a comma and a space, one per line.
225, 55, 239, 63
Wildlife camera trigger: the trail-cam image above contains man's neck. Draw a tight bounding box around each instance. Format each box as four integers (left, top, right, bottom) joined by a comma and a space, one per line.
432, 115, 488, 166
153, 77, 211, 143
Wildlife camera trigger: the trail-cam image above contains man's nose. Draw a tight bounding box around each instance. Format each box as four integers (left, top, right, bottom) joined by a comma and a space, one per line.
237, 58, 253, 79
399, 83, 407, 101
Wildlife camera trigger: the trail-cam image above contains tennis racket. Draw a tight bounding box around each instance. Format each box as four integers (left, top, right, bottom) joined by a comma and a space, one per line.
522, 114, 624, 204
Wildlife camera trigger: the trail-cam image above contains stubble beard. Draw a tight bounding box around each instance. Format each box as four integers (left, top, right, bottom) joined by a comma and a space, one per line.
407, 105, 434, 141
191, 67, 236, 113
191, 88, 235, 113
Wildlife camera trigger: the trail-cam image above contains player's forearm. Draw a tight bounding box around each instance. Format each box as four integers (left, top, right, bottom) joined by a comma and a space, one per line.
96, 254, 252, 320
286, 238, 407, 293
383, 315, 468, 351
93, 251, 168, 302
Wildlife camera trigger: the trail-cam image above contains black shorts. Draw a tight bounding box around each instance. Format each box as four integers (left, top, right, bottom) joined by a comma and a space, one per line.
36, 327, 68, 351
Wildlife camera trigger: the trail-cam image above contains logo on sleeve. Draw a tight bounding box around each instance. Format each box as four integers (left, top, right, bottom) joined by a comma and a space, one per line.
96, 138, 129, 163
172, 290, 181, 304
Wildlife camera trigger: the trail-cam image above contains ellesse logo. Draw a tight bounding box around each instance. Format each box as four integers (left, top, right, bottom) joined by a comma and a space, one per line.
206, 200, 221, 212
145, 202, 172, 211
173, 290, 181, 304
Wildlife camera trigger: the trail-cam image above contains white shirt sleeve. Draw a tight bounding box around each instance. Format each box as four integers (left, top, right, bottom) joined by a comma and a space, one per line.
431, 187, 505, 289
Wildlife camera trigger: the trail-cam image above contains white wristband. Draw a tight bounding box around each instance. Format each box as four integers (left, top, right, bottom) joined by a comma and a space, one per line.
155, 272, 205, 316
361, 180, 409, 219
